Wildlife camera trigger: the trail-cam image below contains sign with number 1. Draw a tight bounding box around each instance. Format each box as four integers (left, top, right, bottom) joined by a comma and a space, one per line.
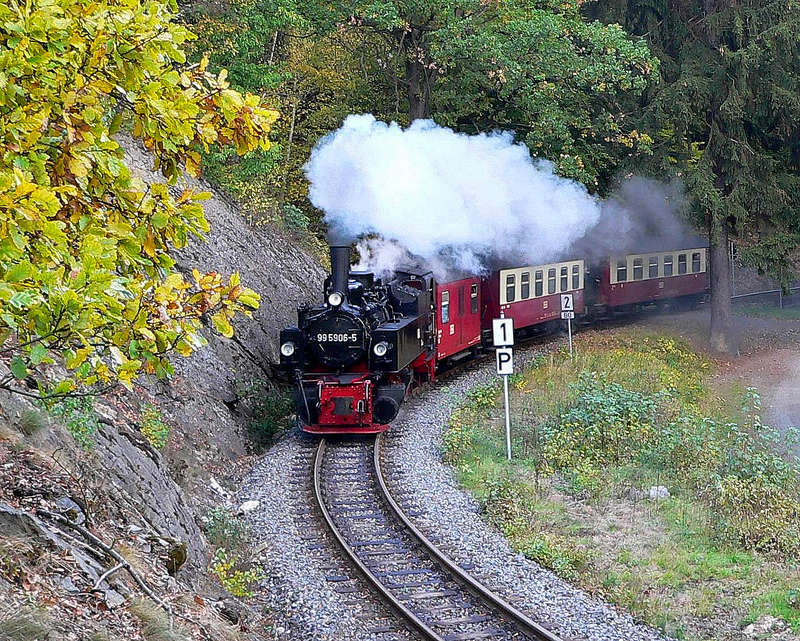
492, 318, 514, 347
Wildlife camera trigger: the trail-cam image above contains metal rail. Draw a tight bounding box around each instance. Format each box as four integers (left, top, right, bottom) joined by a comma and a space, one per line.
313, 437, 565, 641
374, 433, 563, 641
313, 438, 442, 640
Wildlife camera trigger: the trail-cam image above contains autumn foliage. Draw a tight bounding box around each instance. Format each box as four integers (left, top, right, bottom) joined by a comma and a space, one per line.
0, 0, 278, 395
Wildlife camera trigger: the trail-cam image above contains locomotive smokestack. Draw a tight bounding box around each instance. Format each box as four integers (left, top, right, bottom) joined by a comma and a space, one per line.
330, 245, 350, 298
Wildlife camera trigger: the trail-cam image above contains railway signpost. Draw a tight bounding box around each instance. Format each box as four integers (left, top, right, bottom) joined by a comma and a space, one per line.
560, 293, 574, 359
493, 317, 514, 461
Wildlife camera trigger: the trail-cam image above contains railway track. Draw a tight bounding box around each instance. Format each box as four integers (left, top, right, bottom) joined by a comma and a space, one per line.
313, 434, 564, 641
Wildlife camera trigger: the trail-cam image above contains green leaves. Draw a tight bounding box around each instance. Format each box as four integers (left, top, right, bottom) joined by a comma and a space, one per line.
9, 356, 27, 379
0, 0, 276, 397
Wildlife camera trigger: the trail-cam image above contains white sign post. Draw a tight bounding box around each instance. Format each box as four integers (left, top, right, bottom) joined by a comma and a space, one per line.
561, 294, 575, 359
561, 293, 574, 359
493, 317, 514, 461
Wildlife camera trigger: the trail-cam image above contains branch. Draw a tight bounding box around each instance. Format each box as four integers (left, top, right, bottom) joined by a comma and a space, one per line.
38, 509, 172, 615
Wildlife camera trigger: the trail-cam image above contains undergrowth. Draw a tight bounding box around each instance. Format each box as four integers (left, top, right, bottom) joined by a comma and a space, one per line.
210, 548, 264, 598
46, 397, 99, 450
443, 329, 800, 638
139, 404, 170, 449
237, 380, 294, 449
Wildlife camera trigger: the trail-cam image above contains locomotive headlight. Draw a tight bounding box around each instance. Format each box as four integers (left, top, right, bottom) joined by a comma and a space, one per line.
373, 341, 389, 357
327, 292, 344, 307
280, 342, 296, 357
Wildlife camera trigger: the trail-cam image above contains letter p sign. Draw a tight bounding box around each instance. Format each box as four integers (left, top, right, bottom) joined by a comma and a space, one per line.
496, 347, 514, 376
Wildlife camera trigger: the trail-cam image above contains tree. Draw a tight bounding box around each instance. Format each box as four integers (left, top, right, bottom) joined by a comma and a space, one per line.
281, 0, 657, 186
0, 0, 279, 396
588, 0, 800, 353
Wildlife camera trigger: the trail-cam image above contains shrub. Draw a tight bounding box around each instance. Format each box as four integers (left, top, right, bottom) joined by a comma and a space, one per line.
139, 404, 170, 449
47, 397, 99, 450
542, 371, 661, 469
204, 508, 249, 549
281, 203, 310, 232
707, 475, 800, 555
210, 548, 264, 598
238, 381, 294, 447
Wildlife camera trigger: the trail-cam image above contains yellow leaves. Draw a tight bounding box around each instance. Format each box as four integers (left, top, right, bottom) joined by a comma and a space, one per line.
68, 155, 90, 178
1, 0, 270, 396
143, 228, 156, 257
211, 310, 234, 338
185, 150, 201, 177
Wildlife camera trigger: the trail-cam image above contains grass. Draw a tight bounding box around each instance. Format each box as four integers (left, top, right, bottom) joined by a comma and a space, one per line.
443, 328, 800, 640
130, 600, 190, 641
735, 302, 800, 320
0, 610, 54, 640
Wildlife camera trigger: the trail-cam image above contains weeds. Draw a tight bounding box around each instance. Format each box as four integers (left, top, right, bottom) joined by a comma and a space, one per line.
17, 408, 47, 436
237, 380, 293, 448
139, 404, 170, 449
210, 548, 264, 598
204, 507, 249, 549
130, 599, 189, 641
0, 610, 54, 640
46, 397, 99, 450
442, 328, 800, 638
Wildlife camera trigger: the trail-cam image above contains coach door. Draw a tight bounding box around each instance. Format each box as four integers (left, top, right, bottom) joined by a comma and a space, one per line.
458, 285, 466, 346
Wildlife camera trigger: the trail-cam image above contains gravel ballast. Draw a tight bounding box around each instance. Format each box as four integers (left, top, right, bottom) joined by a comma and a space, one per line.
382, 341, 672, 641
240, 338, 672, 641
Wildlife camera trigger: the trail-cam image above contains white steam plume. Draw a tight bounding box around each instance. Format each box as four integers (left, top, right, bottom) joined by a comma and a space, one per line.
305, 114, 601, 277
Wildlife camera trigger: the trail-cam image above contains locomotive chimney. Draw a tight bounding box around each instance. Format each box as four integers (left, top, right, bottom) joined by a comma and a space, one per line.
329, 245, 350, 299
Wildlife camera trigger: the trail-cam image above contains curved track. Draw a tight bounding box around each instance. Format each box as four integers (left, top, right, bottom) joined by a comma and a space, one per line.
313, 435, 564, 641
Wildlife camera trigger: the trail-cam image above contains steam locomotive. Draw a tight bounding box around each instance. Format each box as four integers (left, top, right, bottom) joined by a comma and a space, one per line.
279, 242, 709, 434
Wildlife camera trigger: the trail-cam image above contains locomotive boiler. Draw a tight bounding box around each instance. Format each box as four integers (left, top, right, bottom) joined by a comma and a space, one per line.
279, 245, 435, 433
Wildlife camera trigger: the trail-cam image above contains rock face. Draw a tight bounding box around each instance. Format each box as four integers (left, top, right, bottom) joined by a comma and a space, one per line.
2, 137, 324, 583
118, 139, 324, 575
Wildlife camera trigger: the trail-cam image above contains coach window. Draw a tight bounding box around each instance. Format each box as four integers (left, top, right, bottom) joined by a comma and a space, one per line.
441, 290, 450, 324
616, 259, 627, 283
548, 268, 556, 294
663, 254, 673, 276
572, 264, 580, 289
692, 252, 701, 273
506, 274, 516, 302
470, 283, 479, 313
678, 253, 687, 274
649, 256, 658, 278
560, 266, 568, 292
633, 257, 643, 280
521, 272, 530, 299
534, 270, 543, 297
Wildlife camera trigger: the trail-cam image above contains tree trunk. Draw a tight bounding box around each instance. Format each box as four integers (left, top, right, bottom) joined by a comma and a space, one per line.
709, 215, 736, 355
405, 56, 430, 122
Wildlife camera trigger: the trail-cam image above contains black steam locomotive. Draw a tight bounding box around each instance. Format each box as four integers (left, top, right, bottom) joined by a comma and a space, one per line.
279, 246, 436, 433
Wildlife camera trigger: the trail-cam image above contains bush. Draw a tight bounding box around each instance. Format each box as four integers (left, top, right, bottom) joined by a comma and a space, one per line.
542, 371, 662, 469
238, 380, 294, 447
204, 508, 249, 549
47, 397, 99, 450
139, 404, 170, 449
708, 475, 800, 555
281, 203, 310, 232
210, 548, 264, 598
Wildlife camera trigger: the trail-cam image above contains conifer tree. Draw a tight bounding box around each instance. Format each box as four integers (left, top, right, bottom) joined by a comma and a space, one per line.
589, 0, 800, 353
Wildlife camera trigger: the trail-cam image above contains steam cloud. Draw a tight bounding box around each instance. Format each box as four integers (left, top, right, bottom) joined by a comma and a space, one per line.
305, 114, 694, 279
